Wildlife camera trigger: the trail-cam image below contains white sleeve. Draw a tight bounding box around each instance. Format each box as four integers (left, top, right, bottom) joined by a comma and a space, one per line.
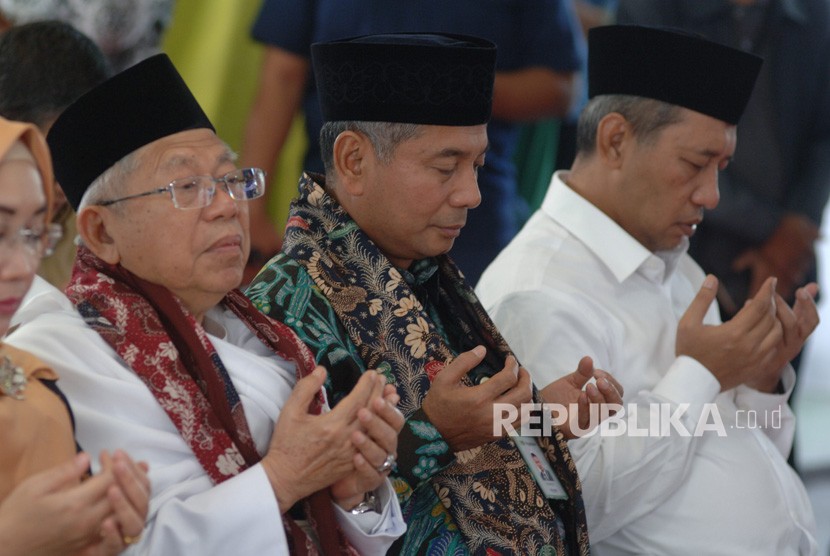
133, 464, 287, 555
332, 478, 406, 554
483, 290, 720, 543
7, 311, 290, 555
733, 364, 796, 458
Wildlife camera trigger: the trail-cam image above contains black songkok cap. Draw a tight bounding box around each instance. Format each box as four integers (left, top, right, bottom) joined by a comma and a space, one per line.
588, 25, 762, 125
311, 32, 496, 126
47, 53, 215, 211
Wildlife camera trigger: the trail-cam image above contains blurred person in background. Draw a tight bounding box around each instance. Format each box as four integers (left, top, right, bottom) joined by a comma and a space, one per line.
240, 0, 586, 286
0, 0, 174, 72
0, 19, 111, 290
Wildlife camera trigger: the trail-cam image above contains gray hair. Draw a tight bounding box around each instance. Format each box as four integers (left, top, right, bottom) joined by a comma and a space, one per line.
77, 150, 140, 212
319, 121, 422, 175
575, 95, 684, 155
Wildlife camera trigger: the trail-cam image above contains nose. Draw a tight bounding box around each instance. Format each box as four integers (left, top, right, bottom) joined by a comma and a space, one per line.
691, 169, 720, 210
205, 181, 239, 218
449, 167, 482, 209
0, 243, 37, 281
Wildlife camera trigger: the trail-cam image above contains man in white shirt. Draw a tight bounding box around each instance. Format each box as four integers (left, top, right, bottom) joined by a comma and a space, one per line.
7, 54, 405, 554
477, 25, 820, 555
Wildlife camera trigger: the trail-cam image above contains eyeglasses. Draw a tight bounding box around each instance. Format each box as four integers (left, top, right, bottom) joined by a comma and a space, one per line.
98, 167, 266, 210
0, 222, 63, 261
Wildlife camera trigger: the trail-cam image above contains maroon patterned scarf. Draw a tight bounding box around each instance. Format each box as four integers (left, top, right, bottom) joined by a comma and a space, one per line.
66, 246, 357, 555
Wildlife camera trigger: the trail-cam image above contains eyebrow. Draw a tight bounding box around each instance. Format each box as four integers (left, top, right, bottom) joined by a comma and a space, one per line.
161, 147, 239, 172
0, 204, 48, 217
430, 144, 490, 160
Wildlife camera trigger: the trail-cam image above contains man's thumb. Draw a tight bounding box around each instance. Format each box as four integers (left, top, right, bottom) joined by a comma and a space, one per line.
682, 275, 718, 325
571, 356, 595, 388
439, 345, 486, 384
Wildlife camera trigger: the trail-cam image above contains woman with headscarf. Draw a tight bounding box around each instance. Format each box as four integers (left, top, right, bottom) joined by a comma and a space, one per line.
0, 116, 148, 555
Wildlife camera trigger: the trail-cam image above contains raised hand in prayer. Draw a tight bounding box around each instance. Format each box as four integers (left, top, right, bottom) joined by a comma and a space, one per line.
330, 382, 404, 510
421, 346, 533, 452
744, 284, 819, 393
264, 369, 399, 511
0, 451, 149, 556
677, 275, 799, 392
541, 355, 625, 439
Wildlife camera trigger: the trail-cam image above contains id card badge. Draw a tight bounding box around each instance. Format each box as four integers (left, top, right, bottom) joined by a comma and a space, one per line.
512, 435, 569, 500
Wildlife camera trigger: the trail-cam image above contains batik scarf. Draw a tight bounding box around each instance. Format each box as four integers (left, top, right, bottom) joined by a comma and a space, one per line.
66, 246, 357, 556
281, 173, 590, 555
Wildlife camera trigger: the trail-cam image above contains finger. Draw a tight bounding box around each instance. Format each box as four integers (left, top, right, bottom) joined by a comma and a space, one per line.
282, 366, 328, 417
802, 282, 819, 299
577, 391, 590, 432
351, 428, 392, 471
593, 369, 624, 399
755, 313, 784, 360
568, 356, 595, 388
372, 394, 405, 433
793, 285, 820, 338
733, 277, 777, 329
382, 383, 400, 406
366, 370, 386, 409
351, 453, 386, 494
96, 516, 125, 554
680, 275, 718, 326
596, 376, 624, 405
434, 345, 486, 386
64, 477, 116, 540
585, 381, 603, 405
330, 371, 380, 420
99, 450, 113, 473
114, 450, 151, 497
774, 293, 798, 348
24, 452, 92, 495
494, 365, 533, 406
111, 451, 150, 520
478, 355, 521, 400
359, 405, 401, 455
107, 484, 145, 542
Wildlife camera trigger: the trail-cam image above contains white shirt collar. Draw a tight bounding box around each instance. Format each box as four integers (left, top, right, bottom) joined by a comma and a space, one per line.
542, 171, 688, 285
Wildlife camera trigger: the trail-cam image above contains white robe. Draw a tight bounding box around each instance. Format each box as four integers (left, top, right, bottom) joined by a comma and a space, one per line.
8, 277, 405, 555
476, 172, 817, 555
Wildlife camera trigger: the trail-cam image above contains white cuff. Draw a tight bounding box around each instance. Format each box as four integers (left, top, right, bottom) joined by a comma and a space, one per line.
652, 355, 721, 405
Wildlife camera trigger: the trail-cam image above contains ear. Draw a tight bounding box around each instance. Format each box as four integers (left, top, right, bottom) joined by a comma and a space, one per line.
76, 206, 120, 264
332, 130, 371, 196
595, 112, 631, 169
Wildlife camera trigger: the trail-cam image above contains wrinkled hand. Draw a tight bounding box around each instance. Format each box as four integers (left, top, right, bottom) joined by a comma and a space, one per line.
330, 383, 405, 510
421, 346, 532, 452
0, 452, 148, 556
677, 275, 783, 391
82, 450, 150, 556
264, 368, 386, 512
733, 213, 818, 301
541, 356, 624, 439
746, 283, 820, 392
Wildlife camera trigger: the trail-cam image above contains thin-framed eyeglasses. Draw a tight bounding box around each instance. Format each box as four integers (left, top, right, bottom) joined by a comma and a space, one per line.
97, 167, 266, 210
0, 222, 63, 261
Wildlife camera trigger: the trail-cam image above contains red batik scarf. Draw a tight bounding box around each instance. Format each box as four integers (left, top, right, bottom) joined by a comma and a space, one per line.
66, 246, 358, 556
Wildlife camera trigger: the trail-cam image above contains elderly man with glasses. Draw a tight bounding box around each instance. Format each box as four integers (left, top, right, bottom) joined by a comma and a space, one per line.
6, 54, 406, 555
